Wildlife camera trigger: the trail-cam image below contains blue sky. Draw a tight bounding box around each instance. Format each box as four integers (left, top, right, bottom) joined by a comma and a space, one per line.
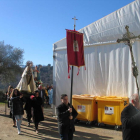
0, 0, 134, 66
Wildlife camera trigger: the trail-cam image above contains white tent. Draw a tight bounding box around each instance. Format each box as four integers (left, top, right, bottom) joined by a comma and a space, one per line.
53, 0, 140, 115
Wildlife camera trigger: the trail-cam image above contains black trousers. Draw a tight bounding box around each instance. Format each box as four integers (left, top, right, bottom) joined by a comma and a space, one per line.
60, 130, 73, 140
10, 111, 12, 118
35, 122, 39, 130
12, 114, 15, 121
46, 96, 49, 102
27, 110, 32, 123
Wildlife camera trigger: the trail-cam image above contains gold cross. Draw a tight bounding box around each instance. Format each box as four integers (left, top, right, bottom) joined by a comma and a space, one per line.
117, 25, 140, 44
117, 25, 140, 94
72, 16, 78, 30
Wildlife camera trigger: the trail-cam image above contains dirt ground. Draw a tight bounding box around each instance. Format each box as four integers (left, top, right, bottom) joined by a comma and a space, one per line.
0, 104, 122, 140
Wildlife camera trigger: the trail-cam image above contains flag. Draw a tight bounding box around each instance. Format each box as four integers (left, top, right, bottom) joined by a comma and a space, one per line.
66, 29, 85, 78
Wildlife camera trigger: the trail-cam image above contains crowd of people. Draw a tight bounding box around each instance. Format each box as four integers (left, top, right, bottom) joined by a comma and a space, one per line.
6, 84, 140, 140
4, 63, 78, 140
5, 85, 78, 140
5, 84, 78, 140
6, 85, 54, 134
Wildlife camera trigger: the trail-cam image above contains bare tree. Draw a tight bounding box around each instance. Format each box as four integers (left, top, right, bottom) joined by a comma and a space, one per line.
0, 41, 24, 84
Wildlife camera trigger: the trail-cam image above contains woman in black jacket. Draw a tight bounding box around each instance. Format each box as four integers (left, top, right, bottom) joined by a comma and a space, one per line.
11, 89, 24, 135
9, 90, 16, 127
31, 90, 44, 134
7, 86, 13, 117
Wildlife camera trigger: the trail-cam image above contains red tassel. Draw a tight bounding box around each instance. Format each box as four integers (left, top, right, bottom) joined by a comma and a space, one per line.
84, 66, 86, 70
68, 64, 71, 79
68, 74, 70, 79
77, 67, 80, 75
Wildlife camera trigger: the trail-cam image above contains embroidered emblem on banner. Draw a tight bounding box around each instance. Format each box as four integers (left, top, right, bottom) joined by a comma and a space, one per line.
73, 40, 79, 52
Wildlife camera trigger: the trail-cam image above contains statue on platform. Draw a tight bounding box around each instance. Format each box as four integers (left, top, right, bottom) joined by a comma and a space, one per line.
16, 61, 37, 93
33, 65, 42, 88
34, 66, 39, 80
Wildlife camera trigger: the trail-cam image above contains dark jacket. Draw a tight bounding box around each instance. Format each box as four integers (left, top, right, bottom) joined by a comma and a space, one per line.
9, 99, 13, 114
7, 95, 11, 108
57, 103, 78, 134
24, 97, 32, 112
12, 97, 24, 116
121, 104, 140, 140
39, 89, 46, 101
31, 97, 44, 122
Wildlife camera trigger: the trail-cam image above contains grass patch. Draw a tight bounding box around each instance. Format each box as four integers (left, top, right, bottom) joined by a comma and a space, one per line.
0, 100, 7, 104
0, 102, 5, 105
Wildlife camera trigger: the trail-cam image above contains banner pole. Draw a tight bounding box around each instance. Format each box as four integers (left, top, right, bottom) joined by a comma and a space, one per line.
70, 66, 73, 106
70, 16, 78, 106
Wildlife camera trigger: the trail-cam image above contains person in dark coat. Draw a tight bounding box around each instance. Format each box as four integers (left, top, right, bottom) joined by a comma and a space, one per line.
7, 86, 13, 117
24, 96, 32, 126
57, 94, 78, 140
11, 89, 24, 135
121, 93, 140, 140
38, 85, 46, 109
31, 90, 44, 134
9, 89, 16, 127
46, 85, 50, 91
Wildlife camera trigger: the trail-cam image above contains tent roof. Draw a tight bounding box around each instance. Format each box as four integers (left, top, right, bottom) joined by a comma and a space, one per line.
53, 0, 140, 51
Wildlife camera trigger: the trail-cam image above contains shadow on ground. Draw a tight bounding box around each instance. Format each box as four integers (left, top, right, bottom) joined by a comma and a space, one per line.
0, 105, 117, 140
22, 116, 114, 140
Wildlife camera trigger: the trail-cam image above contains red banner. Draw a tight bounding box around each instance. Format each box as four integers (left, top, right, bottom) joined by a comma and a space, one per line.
67, 30, 85, 66
66, 29, 85, 77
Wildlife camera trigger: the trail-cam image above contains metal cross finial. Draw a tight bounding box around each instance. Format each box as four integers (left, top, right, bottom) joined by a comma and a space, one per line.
72, 16, 78, 30
117, 25, 140, 95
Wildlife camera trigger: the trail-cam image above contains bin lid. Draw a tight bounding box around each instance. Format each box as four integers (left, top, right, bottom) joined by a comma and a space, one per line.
72, 94, 96, 100
96, 96, 129, 102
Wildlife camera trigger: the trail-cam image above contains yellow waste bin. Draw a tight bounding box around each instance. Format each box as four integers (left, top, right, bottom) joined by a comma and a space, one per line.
72, 94, 97, 124
96, 96, 129, 128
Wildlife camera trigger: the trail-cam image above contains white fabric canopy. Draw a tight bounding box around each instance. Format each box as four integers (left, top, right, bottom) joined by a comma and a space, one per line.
53, 0, 140, 113
54, 0, 140, 50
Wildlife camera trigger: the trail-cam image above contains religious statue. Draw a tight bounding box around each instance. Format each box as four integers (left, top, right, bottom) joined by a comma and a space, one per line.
34, 66, 39, 80
33, 65, 42, 88
16, 61, 37, 93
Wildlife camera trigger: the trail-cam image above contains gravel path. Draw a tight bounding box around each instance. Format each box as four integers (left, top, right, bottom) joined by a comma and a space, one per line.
0, 104, 122, 140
